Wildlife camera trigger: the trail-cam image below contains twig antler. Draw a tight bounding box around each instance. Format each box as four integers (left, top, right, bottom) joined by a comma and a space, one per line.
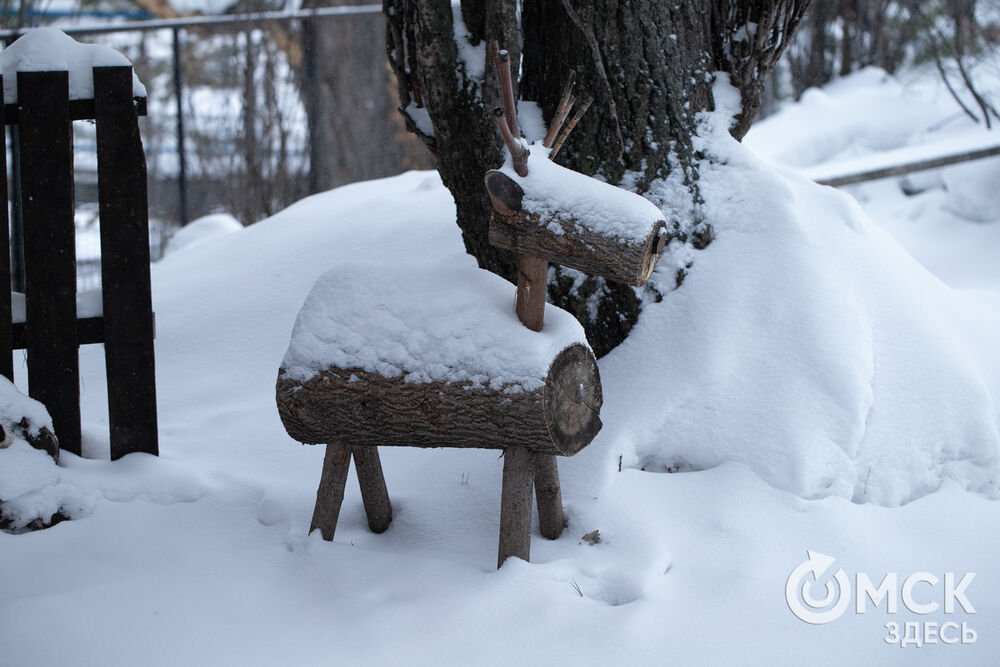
491, 44, 529, 177
494, 107, 529, 177
491, 46, 590, 174
542, 70, 577, 148
496, 49, 521, 139
551, 95, 592, 159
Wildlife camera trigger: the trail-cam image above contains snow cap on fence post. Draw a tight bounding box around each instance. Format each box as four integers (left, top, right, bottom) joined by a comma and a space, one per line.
0, 27, 145, 104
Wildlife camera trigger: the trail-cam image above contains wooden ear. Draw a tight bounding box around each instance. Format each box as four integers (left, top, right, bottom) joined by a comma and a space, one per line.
484, 170, 524, 213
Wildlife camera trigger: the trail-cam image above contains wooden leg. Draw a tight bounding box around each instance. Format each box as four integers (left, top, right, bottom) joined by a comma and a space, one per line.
309, 443, 352, 541
498, 446, 535, 569
534, 454, 565, 539
352, 446, 392, 533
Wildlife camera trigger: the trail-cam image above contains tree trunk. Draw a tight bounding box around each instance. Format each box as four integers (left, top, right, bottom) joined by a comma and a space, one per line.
302, 0, 433, 192
384, 0, 807, 356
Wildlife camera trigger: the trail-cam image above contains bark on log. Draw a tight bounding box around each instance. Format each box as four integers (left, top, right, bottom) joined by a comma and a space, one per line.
485, 170, 667, 287
277, 343, 602, 457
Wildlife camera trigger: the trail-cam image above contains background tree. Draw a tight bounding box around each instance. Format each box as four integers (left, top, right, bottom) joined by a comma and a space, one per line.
301, 0, 433, 192
385, 0, 809, 355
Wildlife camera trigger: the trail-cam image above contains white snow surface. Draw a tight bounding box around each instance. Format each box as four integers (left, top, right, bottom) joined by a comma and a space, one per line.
164, 213, 243, 256
517, 100, 547, 143
3, 69, 1000, 664
403, 102, 435, 138
0, 375, 52, 438
0, 28, 146, 103
746, 67, 957, 169
747, 65, 1000, 293
281, 262, 587, 391
501, 146, 665, 244
0, 379, 70, 531
451, 4, 485, 81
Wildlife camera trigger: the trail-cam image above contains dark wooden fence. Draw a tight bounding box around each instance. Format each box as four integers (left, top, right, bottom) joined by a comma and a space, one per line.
0, 66, 158, 460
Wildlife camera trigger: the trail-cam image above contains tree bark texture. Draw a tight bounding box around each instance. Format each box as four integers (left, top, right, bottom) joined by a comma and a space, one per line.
277, 343, 602, 457
385, 0, 522, 284
384, 0, 808, 356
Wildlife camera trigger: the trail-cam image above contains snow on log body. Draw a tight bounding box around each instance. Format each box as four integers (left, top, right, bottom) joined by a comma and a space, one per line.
276, 341, 602, 456
485, 153, 668, 287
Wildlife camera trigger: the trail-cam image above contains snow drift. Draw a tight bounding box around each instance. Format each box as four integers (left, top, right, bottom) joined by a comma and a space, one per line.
164, 213, 243, 256
604, 79, 1000, 506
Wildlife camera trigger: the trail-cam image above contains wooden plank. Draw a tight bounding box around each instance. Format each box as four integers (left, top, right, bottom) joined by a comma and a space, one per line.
497, 446, 534, 568
352, 447, 392, 533
12, 317, 105, 349
310, 443, 352, 541
94, 66, 159, 460
817, 143, 1000, 188
17, 70, 81, 456
2, 96, 146, 125
0, 76, 12, 381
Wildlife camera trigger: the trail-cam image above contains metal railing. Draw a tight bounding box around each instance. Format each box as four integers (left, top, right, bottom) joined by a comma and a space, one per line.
3, 6, 397, 290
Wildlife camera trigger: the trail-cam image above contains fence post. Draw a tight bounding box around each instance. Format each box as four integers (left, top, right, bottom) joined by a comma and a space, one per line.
303, 17, 322, 196
17, 70, 81, 455
0, 74, 12, 381
94, 65, 159, 460
172, 27, 189, 225
5, 35, 24, 295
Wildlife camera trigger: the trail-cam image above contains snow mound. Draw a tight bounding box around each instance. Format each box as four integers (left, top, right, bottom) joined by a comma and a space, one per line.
941, 157, 1000, 222
746, 67, 956, 168
0, 27, 146, 103
0, 442, 92, 531
164, 213, 244, 256
0, 374, 52, 439
746, 63, 1000, 293
602, 78, 1000, 506
281, 261, 587, 392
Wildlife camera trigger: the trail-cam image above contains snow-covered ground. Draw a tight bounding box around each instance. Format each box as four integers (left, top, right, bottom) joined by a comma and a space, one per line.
3, 64, 1000, 664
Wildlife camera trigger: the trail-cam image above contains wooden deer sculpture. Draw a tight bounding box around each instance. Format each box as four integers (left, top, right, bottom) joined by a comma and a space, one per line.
276, 47, 668, 569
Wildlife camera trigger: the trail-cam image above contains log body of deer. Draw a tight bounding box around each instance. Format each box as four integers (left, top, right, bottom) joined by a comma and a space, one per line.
278, 46, 669, 569
275, 261, 602, 567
